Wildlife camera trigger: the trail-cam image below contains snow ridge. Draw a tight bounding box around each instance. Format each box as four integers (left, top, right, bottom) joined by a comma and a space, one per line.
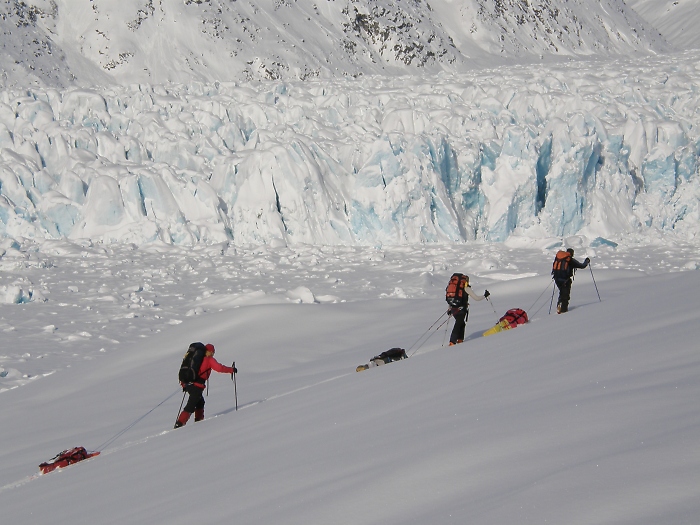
0, 0, 673, 87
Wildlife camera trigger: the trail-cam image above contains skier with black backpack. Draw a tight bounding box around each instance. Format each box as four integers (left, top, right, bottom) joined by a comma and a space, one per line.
175, 343, 236, 429
551, 248, 590, 313
445, 273, 490, 346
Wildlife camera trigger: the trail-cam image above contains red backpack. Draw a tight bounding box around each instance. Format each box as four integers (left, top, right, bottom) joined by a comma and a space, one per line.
445, 273, 468, 306
39, 446, 100, 474
499, 308, 528, 329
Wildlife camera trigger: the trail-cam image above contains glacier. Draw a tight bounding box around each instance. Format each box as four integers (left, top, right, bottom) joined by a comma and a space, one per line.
1, 51, 699, 248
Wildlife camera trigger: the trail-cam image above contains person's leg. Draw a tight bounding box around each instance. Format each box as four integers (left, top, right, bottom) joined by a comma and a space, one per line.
450, 309, 467, 344
174, 410, 190, 428
176, 385, 204, 428
194, 395, 206, 422
458, 308, 470, 342
559, 280, 572, 313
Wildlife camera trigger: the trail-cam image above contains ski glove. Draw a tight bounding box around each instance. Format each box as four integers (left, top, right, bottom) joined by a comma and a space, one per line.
484, 290, 490, 298
584, 257, 590, 266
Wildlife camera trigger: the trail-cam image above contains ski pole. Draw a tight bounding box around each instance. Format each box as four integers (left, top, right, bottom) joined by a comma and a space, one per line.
549, 280, 556, 315
232, 361, 238, 411
442, 316, 451, 347
176, 391, 186, 423
589, 262, 601, 302
486, 297, 498, 317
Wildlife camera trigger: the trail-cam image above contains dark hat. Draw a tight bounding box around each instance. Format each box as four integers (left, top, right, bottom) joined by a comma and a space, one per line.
566, 248, 574, 256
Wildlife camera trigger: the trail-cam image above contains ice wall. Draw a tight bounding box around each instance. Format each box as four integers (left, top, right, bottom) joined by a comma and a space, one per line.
1, 53, 699, 247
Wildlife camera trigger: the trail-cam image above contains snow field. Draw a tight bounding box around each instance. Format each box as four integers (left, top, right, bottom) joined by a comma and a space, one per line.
2, 238, 698, 390
0, 258, 698, 524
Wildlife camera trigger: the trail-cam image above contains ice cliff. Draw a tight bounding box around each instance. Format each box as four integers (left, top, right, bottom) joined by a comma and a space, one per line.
1, 52, 699, 247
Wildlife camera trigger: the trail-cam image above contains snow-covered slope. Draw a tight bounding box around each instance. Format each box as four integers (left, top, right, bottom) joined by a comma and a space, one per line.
1, 0, 671, 88
1, 249, 698, 524
628, 0, 700, 50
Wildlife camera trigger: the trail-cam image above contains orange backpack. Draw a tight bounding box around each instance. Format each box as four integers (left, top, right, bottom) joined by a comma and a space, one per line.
552, 251, 572, 280
445, 273, 468, 306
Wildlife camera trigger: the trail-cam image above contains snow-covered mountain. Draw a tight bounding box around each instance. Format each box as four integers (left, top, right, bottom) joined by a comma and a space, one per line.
2, 0, 672, 88
627, 0, 700, 50
1, 0, 698, 251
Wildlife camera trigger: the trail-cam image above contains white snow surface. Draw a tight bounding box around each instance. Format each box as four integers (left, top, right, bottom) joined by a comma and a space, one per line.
1, 2, 699, 522
0, 240, 699, 524
2, 51, 700, 249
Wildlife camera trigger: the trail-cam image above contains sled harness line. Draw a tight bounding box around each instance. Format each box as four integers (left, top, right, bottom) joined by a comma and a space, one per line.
95, 388, 182, 452
518, 279, 556, 318
407, 311, 450, 357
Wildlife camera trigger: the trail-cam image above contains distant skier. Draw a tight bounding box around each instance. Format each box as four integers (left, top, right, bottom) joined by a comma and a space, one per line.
445, 273, 489, 346
175, 343, 236, 428
551, 248, 590, 313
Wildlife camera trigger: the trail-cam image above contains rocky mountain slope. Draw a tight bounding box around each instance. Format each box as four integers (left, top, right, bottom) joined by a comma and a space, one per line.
1, 0, 673, 87
627, 0, 700, 50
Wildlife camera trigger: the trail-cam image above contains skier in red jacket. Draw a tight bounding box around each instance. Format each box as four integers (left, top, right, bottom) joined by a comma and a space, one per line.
175, 344, 236, 428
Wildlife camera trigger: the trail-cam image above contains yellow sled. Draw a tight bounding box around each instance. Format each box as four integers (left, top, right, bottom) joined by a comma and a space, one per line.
483, 319, 511, 337
483, 308, 528, 337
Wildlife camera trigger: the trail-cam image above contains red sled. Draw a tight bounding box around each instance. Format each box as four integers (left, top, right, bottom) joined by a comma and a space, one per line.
482, 308, 529, 337
39, 447, 100, 474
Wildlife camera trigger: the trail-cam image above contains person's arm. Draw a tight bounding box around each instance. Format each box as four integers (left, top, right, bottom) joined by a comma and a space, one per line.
571, 257, 590, 270
208, 357, 234, 375
465, 286, 488, 301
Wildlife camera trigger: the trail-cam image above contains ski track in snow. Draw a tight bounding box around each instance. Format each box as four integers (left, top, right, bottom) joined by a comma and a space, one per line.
0, 364, 355, 492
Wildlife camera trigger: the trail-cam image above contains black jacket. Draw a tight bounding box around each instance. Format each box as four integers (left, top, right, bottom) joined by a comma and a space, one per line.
554, 256, 588, 281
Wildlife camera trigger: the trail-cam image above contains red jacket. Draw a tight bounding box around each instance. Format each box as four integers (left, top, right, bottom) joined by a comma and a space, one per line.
192, 356, 233, 388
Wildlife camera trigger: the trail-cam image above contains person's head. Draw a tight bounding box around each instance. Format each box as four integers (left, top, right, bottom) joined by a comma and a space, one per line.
464, 275, 470, 287
205, 343, 215, 356
566, 248, 574, 257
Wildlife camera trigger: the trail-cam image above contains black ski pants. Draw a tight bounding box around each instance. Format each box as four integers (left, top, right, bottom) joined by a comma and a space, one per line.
555, 278, 572, 312
449, 307, 469, 344
183, 384, 206, 413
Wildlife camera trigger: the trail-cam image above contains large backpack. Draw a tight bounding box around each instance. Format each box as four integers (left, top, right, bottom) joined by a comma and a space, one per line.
445, 273, 468, 306
371, 347, 407, 365
500, 308, 529, 329
552, 251, 572, 281
39, 446, 100, 474
178, 342, 207, 384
